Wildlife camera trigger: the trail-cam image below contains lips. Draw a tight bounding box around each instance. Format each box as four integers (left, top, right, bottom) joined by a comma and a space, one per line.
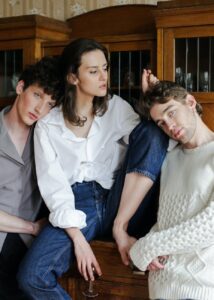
29, 112, 38, 121
173, 128, 183, 139
99, 84, 107, 89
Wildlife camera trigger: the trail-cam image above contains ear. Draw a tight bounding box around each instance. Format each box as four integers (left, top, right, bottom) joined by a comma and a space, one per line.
16, 80, 25, 95
185, 94, 197, 110
67, 73, 79, 85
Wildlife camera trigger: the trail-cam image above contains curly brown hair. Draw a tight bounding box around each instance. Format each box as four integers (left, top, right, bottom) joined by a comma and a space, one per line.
137, 81, 202, 119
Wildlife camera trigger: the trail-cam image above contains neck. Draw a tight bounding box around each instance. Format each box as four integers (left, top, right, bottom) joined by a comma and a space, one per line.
183, 117, 214, 149
76, 96, 94, 118
4, 104, 30, 135
4, 105, 31, 157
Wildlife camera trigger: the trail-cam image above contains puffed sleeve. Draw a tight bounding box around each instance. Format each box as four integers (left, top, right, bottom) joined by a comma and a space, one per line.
34, 122, 86, 229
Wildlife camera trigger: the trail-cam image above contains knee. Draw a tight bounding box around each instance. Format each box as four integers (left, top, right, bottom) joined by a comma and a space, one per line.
17, 261, 36, 293
17, 260, 49, 293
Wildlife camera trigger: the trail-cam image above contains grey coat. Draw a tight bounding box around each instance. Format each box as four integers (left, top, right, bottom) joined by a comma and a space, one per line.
0, 107, 42, 251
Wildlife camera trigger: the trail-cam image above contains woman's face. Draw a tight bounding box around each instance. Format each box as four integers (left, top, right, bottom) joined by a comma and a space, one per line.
71, 49, 108, 100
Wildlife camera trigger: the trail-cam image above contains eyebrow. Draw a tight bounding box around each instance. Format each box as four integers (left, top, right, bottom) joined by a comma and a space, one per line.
34, 88, 56, 102
86, 63, 108, 69
154, 104, 175, 124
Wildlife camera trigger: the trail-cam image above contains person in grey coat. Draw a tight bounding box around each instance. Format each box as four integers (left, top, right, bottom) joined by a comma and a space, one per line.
0, 56, 61, 300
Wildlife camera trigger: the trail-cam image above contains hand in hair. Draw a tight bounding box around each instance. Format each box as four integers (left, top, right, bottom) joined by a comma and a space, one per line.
142, 69, 159, 94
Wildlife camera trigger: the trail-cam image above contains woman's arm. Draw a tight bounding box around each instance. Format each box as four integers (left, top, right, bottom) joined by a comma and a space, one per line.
66, 227, 102, 281
34, 121, 100, 280
34, 122, 86, 229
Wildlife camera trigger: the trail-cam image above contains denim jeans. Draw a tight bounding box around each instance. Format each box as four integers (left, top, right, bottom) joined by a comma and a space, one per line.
0, 233, 29, 300
18, 181, 108, 300
104, 119, 169, 238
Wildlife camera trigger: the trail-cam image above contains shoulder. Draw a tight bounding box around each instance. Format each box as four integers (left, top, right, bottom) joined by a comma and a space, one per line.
36, 106, 62, 128
130, 118, 168, 143
108, 94, 133, 111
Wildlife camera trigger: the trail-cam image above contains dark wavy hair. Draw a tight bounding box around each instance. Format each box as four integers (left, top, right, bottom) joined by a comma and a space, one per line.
137, 80, 203, 119
58, 38, 109, 126
19, 56, 62, 103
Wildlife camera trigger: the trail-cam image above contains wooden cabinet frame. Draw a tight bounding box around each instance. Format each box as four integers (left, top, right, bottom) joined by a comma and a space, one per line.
155, 0, 214, 130
0, 15, 71, 108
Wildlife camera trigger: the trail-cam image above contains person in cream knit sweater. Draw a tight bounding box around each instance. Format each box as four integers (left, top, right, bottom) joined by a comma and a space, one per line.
130, 80, 214, 300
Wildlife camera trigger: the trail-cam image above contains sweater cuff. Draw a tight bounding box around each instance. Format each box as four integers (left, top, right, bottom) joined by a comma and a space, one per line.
129, 240, 152, 272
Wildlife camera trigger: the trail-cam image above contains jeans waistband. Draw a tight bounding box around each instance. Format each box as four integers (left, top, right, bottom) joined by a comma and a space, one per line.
71, 181, 100, 189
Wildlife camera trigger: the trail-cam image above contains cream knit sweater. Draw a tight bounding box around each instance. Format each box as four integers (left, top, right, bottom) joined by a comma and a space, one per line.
130, 141, 214, 300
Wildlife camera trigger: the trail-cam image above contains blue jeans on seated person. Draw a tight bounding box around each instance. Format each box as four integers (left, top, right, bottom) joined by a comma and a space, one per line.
104, 119, 169, 238
17, 181, 108, 300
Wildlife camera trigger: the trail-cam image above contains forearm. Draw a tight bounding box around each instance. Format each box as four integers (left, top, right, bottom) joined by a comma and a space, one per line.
65, 227, 82, 241
113, 173, 153, 234
130, 196, 214, 271
0, 210, 36, 235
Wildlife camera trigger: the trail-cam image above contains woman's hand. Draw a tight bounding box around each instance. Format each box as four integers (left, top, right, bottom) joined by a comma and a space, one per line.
66, 228, 102, 281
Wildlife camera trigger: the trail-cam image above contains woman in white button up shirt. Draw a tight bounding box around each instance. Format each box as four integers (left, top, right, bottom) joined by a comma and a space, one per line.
19, 38, 139, 299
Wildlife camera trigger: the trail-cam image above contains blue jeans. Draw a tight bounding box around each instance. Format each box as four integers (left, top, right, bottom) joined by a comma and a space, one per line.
18, 181, 108, 300
104, 119, 169, 238
0, 233, 29, 300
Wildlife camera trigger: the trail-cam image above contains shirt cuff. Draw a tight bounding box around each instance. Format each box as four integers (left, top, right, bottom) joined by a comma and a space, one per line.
49, 209, 87, 229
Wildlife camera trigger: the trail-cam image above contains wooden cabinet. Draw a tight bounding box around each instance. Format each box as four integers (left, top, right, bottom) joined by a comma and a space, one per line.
0, 15, 70, 108
0, 5, 156, 109
42, 5, 156, 108
154, 0, 214, 130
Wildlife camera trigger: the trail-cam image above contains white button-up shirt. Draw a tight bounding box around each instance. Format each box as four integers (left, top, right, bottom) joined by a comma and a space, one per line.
34, 95, 139, 229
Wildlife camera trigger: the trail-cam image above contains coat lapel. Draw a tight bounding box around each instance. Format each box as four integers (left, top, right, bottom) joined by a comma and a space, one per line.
0, 108, 24, 165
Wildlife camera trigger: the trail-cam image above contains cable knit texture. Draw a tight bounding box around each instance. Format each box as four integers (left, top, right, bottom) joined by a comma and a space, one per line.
130, 141, 214, 300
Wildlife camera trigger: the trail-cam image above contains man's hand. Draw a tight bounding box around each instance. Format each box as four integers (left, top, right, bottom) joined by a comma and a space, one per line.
142, 69, 159, 94
32, 218, 48, 236
67, 228, 102, 281
147, 255, 168, 271
114, 229, 137, 266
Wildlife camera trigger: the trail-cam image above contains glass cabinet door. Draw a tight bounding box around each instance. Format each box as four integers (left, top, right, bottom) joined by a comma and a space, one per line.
110, 50, 150, 108
0, 49, 23, 98
175, 37, 214, 92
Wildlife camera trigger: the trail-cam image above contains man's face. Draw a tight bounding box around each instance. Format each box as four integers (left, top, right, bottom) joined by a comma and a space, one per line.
15, 81, 56, 126
150, 96, 197, 146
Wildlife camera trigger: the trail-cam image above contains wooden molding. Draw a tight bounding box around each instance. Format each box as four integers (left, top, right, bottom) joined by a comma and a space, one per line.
0, 15, 71, 41
66, 5, 156, 38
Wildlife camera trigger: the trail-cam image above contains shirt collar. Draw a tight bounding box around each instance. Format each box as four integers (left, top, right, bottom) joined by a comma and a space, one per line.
167, 139, 178, 151
46, 106, 102, 140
